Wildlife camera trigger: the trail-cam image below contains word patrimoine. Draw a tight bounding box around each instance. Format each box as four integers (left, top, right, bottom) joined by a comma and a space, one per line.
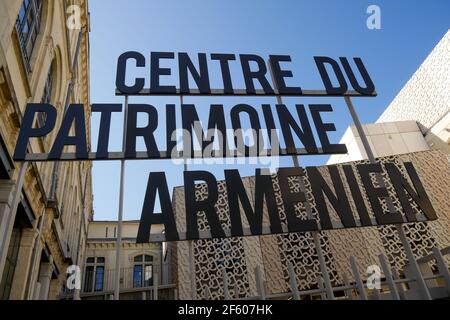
13, 101, 347, 161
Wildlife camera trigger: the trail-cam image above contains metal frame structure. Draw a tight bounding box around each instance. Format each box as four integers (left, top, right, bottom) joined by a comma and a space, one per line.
111, 84, 431, 300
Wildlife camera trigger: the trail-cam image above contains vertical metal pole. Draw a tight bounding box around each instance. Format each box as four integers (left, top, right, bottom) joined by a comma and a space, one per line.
392, 268, 406, 300
317, 277, 326, 300
73, 211, 83, 300
432, 247, 450, 295
204, 286, 212, 299
222, 267, 230, 300
344, 96, 431, 300
24, 206, 45, 299
287, 262, 300, 300
350, 256, 368, 300
312, 233, 334, 299
342, 272, 354, 300
344, 97, 396, 211
255, 265, 266, 300
73, 170, 89, 300
378, 253, 400, 300
373, 287, 381, 300
396, 224, 431, 300
180, 95, 197, 300
114, 95, 128, 300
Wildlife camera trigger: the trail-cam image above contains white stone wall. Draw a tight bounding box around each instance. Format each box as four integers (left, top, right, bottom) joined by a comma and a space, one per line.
377, 29, 450, 131
327, 121, 429, 164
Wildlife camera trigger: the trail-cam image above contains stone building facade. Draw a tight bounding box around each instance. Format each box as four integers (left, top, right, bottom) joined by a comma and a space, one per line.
79, 220, 174, 300
0, 0, 92, 300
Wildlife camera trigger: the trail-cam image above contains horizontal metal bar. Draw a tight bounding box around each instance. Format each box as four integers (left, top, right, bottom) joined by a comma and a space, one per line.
393, 278, 415, 284
423, 274, 442, 281
331, 284, 356, 292
417, 246, 450, 263
146, 215, 430, 242
18, 147, 342, 162
242, 287, 326, 300
115, 88, 377, 97
71, 284, 176, 298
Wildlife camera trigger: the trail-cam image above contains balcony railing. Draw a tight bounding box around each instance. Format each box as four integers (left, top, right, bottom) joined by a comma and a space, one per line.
62, 265, 176, 300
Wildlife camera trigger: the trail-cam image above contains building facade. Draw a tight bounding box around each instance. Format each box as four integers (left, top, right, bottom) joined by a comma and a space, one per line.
0, 0, 92, 300
77, 220, 174, 300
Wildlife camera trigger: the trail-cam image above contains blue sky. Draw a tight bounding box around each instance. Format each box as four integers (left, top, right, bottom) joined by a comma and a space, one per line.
88, 0, 450, 221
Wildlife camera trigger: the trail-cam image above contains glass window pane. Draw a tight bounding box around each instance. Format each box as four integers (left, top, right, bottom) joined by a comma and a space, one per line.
83, 266, 94, 292
18, 6, 26, 21
144, 265, 153, 287
134, 255, 142, 262
94, 266, 104, 292
86, 257, 95, 263
96, 257, 105, 264
133, 265, 142, 288
16, 0, 43, 72
22, 21, 29, 36
144, 255, 153, 262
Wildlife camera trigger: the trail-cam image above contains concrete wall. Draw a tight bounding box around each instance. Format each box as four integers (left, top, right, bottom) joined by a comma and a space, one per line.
327, 121, 430, 164
377, 29, 450, 132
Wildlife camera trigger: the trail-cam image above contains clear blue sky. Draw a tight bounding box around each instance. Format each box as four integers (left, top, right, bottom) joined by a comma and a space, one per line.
88, 0, 450, 221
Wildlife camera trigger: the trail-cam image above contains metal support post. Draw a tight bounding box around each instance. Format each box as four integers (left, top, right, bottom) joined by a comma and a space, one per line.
114, 95, 129, 300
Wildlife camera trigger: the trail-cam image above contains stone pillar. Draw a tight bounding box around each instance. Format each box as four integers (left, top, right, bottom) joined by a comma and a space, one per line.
26, 241, 43, 300
0, 180, 15, 280
37, 262, 53, 300
9, 228, 37, 299
33, 282, 41, 300
48, 277, 63, 300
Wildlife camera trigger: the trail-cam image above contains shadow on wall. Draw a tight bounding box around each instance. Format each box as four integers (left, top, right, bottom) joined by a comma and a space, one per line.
424, 130, 450, 156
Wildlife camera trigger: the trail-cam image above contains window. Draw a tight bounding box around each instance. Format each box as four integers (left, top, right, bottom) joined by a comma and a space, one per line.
15, 0, 43, 73
133, 255, 153, 288
41, 61, 54, 105
83, 266, 93, 292
83, 257, 105, 292
94, 266, 104, 291
37, 60, 54, 130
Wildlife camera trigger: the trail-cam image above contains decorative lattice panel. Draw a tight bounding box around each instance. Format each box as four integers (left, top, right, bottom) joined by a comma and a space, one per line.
173, 150, 450, 298
378, 30, 450, 129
